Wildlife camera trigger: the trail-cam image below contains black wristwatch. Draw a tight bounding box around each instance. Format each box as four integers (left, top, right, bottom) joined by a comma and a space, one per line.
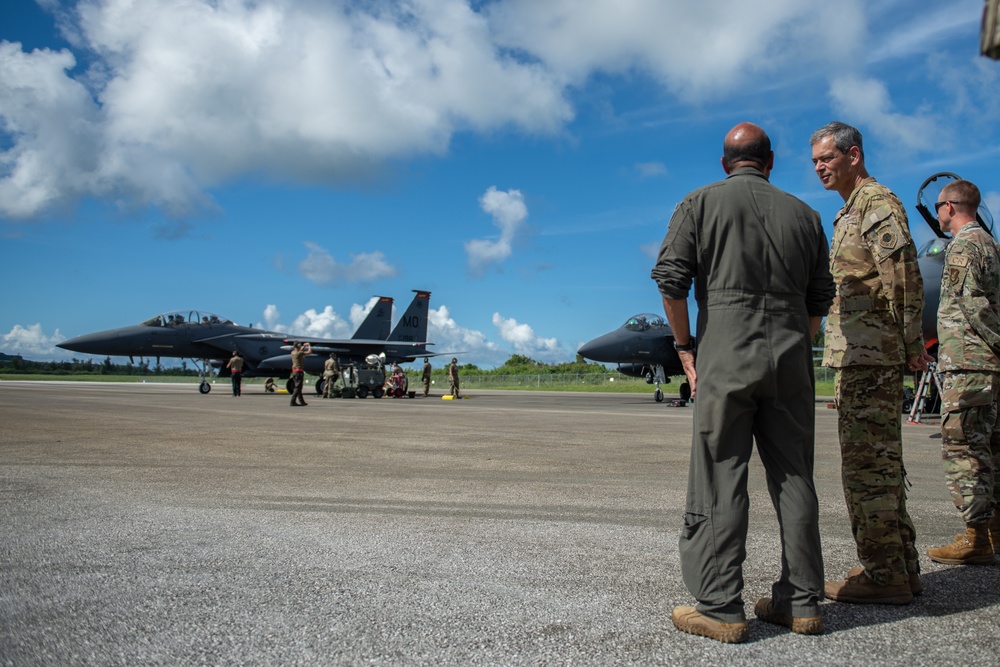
673, 339, 695, 351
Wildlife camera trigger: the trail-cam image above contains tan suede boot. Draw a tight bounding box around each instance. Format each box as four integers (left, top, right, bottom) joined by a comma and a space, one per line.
926, 523, 995, 565
990, 514, 1000, 555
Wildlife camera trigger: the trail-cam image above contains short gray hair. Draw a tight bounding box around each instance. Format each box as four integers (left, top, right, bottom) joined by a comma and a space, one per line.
810, 121, 864, 161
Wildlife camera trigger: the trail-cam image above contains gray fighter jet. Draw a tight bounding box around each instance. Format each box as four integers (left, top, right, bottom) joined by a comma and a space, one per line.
577, 313, 690, 403
57, 291, 442, 394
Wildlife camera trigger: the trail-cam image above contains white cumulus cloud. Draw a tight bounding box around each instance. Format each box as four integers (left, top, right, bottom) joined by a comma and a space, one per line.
427, 305, 505, 366
1, 0, 963, 224
0, 0, 572, 220
491, 312, 563, 361
298, 242, 397, 286
2, 323, 65, 359
464, 186, 528, 275
257, 303, 351, 339
828, 75, 937, 153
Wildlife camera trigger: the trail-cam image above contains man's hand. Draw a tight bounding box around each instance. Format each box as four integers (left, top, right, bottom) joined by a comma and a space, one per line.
678, 349, 697, 396
906, 350, 934, 372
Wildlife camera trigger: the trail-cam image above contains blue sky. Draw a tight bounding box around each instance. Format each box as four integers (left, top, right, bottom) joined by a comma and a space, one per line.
2, 0, 999, 368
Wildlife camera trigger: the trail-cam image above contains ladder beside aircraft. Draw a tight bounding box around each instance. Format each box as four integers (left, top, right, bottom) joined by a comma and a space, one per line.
907, 362, 944, 424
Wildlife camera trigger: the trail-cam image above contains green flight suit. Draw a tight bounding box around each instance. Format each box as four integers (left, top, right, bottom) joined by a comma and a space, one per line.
652, 167, 834, 623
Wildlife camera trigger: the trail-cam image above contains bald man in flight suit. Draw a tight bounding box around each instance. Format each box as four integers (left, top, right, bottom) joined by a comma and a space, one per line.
652, 122, 834, 643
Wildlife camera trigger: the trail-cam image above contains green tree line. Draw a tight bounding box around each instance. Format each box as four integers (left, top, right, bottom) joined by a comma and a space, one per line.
0, 353, 607, 376
0, 355, 200, 376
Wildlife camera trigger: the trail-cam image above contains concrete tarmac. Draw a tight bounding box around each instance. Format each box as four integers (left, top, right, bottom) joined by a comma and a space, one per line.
1, 381, 999, 666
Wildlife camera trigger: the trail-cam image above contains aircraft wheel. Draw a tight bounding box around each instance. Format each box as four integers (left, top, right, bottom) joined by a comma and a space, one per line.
199, 381, 211, 394
654, 388, 663, 403
357, 386, 369, 399
373, 387, 384, 399
680, 382, 692, 401
286, 378, 295, 394
315, 379, 325, 395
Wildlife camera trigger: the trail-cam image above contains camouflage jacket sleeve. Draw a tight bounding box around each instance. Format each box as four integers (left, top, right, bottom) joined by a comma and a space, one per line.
651, 200, 696, 300
939, 227, 1000, 369
859, 191, 925, 360
824, 181, 924, 367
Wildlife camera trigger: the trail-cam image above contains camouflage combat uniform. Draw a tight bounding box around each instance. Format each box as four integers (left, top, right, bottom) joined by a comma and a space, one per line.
653, 166, 834, 624
422, 360, 432, 396
824, 178, 925, 587
448, 361, 460, 398
322, 357, 341, 398
937, 222, 1000, 525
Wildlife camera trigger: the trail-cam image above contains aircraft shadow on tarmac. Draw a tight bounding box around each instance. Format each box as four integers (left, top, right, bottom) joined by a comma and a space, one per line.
810, 564, 1000, 637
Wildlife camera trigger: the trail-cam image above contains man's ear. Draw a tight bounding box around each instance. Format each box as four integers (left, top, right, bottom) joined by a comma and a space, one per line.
721, 156, 731, 175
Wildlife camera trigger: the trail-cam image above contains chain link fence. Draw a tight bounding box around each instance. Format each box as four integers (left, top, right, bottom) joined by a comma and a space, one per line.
454, 367, 836, 389
435, 365, 838, 390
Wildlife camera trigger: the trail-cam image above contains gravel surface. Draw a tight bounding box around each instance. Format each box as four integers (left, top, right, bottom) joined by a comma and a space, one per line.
1, 381, 998, 666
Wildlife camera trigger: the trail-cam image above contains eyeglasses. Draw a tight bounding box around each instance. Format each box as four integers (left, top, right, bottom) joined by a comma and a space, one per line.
935, 200, 969, 211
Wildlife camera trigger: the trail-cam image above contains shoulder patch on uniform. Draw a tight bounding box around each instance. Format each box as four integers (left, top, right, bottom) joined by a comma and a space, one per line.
878, 228, 897, 249
948, 254, 970, 267
861, 203, 893, 234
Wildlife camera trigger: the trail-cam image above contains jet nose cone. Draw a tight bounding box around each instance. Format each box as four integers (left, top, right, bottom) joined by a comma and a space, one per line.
578, 333, 618, 362
57, 332, 112, 354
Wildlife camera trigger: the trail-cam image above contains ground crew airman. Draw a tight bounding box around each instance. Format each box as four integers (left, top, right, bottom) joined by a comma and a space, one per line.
812, 121, 933, 605
448, 358, 460, 399
226, 350, 244, 397
422, 358, 432, 397
290, 341, 311, 406
927, 179, 1000, 564
322, 353, 340, 399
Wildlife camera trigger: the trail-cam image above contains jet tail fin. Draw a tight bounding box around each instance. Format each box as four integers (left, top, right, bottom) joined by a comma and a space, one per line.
352, 296, 394, 340
388, 290, 431, 343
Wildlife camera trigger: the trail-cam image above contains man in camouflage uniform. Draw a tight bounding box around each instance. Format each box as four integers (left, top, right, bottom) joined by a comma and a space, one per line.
322, 353, 340, 399
448, 358, 461, 399
422, 358, 432, 397
811, 122, 933, 605
927, 180, 1000, 564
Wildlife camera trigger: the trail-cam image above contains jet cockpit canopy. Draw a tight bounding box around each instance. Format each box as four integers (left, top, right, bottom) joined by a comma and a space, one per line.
141, 310, 231, 327
623, 313, 667, 331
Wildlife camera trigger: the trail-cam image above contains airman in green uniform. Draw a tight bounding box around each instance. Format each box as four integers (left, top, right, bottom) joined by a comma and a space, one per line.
652, 123, 833, 642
